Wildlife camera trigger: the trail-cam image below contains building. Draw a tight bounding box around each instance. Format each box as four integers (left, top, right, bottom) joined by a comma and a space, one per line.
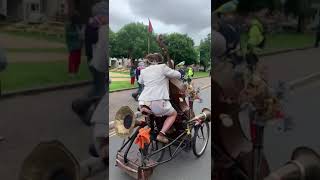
311, 0, 320, 28
0, 0, 67, 21
0, 0, 105, 23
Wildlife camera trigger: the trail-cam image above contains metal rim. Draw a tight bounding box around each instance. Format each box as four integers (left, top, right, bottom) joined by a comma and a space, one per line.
192, 122, 210, 157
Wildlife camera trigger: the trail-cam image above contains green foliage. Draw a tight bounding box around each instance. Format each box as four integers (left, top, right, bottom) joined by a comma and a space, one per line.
109, 22, 159, 59
110, 22, 198, 66
199, 34, 211, 71
162, 33, 198, 66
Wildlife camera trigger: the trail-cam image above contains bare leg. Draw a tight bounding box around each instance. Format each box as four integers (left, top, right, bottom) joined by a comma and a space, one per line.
157, 111, 177, 143
160, 111, 177, 134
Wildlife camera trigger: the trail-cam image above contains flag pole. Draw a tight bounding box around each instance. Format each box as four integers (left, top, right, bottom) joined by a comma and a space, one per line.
148, 18, 150, 54
148, 32, 150, 54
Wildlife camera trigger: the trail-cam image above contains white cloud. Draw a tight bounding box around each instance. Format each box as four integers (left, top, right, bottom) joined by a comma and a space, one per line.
109, 0, 210, 45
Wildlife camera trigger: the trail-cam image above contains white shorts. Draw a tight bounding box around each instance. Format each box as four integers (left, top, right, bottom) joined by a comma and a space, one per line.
139, 100, 175, 117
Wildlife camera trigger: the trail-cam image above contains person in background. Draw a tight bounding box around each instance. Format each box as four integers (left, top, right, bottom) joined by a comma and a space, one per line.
85, 13, 99, 64
315, 18, 320, 48
186, 65, 194, 84
135, 61, 144, 95
130, 63, 136, 85
65, 12, 82, 76
245, 7, 268, 72
88, 1, 108, 97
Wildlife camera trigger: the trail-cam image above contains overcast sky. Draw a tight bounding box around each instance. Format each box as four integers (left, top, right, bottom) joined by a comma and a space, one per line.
109, 0, 211, 46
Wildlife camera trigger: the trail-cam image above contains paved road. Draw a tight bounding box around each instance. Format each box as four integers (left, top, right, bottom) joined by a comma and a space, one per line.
263, 81, 320, 171
260, 48, 320, 86
234, 48, 320, 172
109, 87, 211, 180
236, 80, 320, 171
0, 87, 105, 180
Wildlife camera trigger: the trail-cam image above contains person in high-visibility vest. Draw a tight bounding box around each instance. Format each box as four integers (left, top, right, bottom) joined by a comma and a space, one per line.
186, 66, 194, 83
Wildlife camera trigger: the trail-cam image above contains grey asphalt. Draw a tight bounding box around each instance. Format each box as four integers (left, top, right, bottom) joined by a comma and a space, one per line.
258, 48, 320, 170
109, 87, 211, 180
260, 48, 320, 86
263, 81, 320, 171
0, 86, 106, 180
236, 80, 320, 171
233, 48, 320, 172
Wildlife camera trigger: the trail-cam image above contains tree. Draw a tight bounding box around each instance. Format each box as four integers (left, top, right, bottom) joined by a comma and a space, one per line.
112, 22, 159, 59
199, 34, 211, 71
237, 0, 278, 13
163, 33, 198, 66
285, 0, 314, 32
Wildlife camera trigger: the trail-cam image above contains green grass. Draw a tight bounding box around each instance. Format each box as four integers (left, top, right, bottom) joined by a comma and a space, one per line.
110, 71, 130, 75
194, 71, 209, 78
2, 30, 65, 43
110, 81, 137, 92
1, 61, 90, 92
266, 33, 313, 49
240, 33, 314, 54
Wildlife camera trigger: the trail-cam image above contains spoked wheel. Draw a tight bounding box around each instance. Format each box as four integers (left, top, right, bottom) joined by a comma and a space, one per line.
192, 121, 210, 157
145, 139, 165, 162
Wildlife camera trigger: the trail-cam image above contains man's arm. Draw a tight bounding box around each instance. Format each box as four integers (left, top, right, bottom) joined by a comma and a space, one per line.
163, 64, 181, 79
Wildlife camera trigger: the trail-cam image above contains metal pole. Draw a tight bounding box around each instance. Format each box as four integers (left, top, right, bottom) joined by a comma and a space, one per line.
148, 33, 150, 54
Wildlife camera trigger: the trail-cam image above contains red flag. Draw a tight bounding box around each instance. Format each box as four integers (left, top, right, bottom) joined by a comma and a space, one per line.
148, 18, 153, 33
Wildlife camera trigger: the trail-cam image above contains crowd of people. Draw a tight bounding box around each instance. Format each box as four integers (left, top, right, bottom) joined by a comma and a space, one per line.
65, 1, 108, 98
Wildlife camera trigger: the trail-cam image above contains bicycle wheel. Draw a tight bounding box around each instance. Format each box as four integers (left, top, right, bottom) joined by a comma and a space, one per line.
192, 121, 210, 157
146, 140, 165, 162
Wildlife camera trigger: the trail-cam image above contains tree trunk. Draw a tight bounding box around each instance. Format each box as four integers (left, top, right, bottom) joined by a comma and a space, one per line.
297, 14, 305, 33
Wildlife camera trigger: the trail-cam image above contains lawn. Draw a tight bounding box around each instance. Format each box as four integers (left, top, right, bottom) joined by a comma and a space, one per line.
194, 71, 209, 78
110, 81, 137, 92
240, 32, 314, 54
2, 30, 64, 43
0, 61, 91, 92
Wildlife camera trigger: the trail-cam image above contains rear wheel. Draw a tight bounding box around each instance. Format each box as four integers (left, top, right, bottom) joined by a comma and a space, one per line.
146, 140, 165, 162
192, 122, 210, 157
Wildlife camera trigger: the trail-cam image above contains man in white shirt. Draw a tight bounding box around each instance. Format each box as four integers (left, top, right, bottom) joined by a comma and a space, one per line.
138, 53, 181, 143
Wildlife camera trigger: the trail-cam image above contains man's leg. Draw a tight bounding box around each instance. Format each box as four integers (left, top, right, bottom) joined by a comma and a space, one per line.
156, 111, 177, 144
89, 67, 106, 97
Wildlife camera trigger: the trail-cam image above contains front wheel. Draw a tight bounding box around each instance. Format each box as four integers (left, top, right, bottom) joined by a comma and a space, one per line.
192, 121, 210, 157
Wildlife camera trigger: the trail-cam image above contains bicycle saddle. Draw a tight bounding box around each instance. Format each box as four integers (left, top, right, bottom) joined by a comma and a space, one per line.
138, 106, 152, 116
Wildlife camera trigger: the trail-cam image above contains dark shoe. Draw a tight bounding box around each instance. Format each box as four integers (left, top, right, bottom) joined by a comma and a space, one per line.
157, 134, 169, 144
